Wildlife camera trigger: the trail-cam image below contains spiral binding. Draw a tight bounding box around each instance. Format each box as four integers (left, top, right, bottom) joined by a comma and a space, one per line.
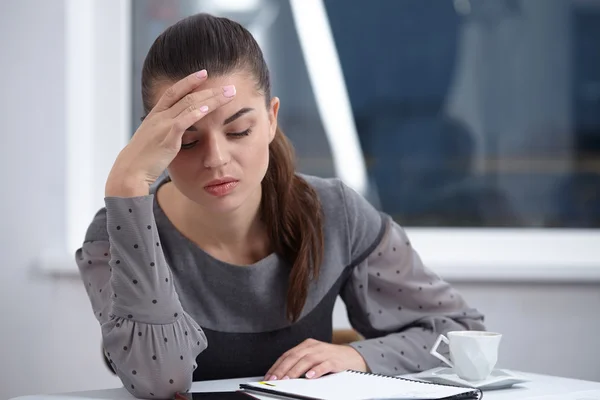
345, 370, 483, 400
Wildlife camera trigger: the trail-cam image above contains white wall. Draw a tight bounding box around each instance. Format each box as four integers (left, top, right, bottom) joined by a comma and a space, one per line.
336, 284, 600, 382
334, 283, 600, 381
0, 1, 120, 399
0, 1, 598, 399
454, 282, 600, 381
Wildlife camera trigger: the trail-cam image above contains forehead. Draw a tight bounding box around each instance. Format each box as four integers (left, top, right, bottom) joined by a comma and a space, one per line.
151, 72, 264, 112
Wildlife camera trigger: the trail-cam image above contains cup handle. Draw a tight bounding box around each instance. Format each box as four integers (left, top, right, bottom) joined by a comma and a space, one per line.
430, 334, 454, 368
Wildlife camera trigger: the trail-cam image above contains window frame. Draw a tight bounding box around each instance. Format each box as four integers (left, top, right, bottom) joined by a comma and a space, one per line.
38, 0, 131, 274
289, 0, 600, 282
41, 0, 600, 282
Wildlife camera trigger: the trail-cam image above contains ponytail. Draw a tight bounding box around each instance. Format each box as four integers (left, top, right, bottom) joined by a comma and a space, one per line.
260, 127, 324, 322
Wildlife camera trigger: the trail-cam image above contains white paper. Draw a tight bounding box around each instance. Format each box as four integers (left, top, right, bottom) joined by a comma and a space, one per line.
242, 370, 478, 400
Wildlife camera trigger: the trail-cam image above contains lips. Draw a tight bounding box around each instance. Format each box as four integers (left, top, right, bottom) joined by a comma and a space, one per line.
203, 178, 239, 197
205, 178, 238, 187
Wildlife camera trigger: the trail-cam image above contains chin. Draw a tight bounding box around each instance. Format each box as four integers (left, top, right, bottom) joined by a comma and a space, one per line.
203, 197, 245, 214
192, 188, 248, 214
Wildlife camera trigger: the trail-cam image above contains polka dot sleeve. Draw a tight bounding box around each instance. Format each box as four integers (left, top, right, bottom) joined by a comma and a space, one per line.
338, 185, 486, 376
76, 195, 207, 399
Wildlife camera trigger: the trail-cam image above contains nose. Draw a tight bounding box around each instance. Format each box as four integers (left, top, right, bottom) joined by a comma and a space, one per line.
202, 132, 230, 169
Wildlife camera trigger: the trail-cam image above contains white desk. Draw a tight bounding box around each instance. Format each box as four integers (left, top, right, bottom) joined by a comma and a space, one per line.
10, 372, 600, 400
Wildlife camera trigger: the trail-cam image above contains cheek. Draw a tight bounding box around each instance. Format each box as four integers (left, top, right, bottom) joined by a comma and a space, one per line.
240, 140, 269, 165
166, 153, 196, 181
236, 135, 271, 175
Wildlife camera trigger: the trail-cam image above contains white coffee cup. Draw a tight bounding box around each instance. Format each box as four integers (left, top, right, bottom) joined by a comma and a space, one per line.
430, 331, 502, 381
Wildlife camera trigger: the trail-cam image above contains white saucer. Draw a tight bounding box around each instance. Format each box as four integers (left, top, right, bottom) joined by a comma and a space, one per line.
410, 368, 530, 390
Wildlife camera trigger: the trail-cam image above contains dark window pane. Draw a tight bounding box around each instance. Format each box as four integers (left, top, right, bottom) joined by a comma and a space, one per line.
131, 0, 600, 228
324, 0, 600, 227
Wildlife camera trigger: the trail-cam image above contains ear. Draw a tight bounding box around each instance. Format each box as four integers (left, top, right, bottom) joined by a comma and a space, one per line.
268, 97, 280, 143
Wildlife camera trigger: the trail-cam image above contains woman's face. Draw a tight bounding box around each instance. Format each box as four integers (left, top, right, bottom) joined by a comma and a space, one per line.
151, 72, 279, 214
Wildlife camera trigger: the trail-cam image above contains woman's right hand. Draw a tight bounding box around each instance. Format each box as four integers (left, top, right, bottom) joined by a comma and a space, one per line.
105, 70, 236, 197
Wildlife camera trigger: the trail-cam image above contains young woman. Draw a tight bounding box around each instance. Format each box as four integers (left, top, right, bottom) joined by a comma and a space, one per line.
77, 13, 485, 399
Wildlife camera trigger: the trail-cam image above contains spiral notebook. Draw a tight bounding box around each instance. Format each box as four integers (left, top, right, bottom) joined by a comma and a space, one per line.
239, 370, 482, 400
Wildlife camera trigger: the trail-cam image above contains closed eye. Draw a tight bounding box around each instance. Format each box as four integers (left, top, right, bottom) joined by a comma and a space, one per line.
181, 128, 251, 150
228, 128, 252, 138
181, 140, 198, 150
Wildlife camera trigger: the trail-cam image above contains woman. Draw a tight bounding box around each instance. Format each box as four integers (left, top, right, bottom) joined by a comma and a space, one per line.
77, 13, 485, 399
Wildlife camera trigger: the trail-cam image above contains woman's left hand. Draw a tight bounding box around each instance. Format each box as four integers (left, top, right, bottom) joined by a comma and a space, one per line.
264, 339, 369, 381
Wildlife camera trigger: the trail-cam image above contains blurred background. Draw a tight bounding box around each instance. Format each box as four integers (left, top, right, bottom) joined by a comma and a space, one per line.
1, 0, 599, 398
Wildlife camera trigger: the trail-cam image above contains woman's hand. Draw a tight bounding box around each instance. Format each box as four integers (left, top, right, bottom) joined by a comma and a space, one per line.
264, 339, 369, 381
105, 69, 236, 197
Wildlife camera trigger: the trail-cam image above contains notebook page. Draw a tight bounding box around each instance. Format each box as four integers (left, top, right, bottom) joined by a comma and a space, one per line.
243, 371, 476, 400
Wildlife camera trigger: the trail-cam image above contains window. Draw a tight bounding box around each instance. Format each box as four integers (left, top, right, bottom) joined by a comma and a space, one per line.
39, 0, 131, 273
133, 0, 600, 228
324, 0, 600, 229
46, 0, 600, 278
131, 0, 600, 279
317, 0, 600, 278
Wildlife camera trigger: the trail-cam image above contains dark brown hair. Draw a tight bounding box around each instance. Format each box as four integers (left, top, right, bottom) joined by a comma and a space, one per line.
141, 13, 324, 322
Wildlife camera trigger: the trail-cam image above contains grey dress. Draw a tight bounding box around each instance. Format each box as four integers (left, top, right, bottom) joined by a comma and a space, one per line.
77, 174, 485, 399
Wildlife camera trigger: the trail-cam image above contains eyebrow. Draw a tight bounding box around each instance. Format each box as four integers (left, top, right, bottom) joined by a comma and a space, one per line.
183, 107, 255, 132
223, 107, 254, 125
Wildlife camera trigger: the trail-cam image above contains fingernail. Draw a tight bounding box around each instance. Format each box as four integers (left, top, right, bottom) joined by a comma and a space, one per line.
222, 85, 236, 98
306, 371, 316, 379
282, 376, 290, 380
268, 375, 278, 381
196, 70, 207, 79
199, 105, 209, 113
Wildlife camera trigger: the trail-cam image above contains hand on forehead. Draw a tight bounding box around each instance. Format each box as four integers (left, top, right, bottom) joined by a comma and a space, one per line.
154, 71, 256, 105
150, 72, 263, 128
